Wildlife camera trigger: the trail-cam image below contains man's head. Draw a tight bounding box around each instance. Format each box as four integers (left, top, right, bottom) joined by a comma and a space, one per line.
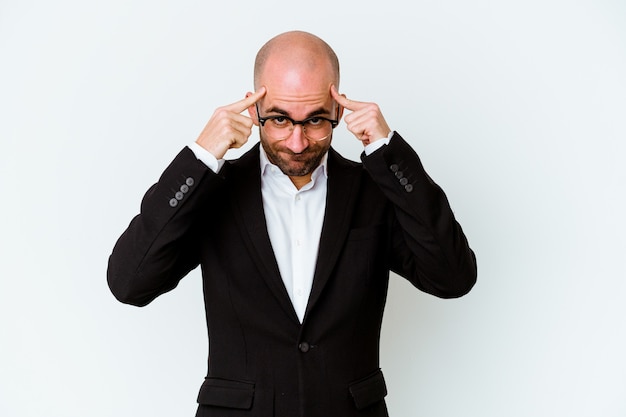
253, 31, 340, 92
248, 31, 342, 187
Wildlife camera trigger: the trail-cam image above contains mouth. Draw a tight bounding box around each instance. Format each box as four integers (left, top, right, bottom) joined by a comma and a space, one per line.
279, 149, 313, 160
287, 153, 311, 162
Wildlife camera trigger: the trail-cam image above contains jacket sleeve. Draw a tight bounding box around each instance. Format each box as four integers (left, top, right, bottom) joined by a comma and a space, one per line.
361, 132, 477, 298
107, 147, 224, 306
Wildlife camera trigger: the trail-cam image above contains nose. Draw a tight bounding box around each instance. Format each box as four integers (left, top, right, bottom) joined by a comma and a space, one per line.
283, 124, 309, 154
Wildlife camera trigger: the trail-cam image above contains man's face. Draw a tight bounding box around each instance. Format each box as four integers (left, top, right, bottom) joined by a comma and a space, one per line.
253, 64, 338, 179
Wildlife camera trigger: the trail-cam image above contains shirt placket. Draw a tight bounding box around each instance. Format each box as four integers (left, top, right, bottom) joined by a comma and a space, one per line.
292, 191, 307, 321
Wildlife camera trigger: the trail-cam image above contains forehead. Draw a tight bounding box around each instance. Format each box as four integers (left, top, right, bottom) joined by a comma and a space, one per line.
260, 66, 334, 114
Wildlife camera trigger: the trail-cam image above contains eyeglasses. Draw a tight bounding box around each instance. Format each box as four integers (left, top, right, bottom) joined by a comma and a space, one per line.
256, 103, 339, 141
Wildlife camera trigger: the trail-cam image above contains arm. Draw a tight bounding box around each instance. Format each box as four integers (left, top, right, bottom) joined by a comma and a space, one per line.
362, 133, 477, 298
331, 86, 476, 298
107, 88, 267, 306
107, 148, 221, 306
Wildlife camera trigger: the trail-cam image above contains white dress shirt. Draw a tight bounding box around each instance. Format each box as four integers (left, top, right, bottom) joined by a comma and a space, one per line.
259, 148, 327, 322
188, 133, 392, 322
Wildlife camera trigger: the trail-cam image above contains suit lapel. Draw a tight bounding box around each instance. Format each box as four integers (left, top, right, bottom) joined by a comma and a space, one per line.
304, 148, 363, 321
226, 145, 300, 324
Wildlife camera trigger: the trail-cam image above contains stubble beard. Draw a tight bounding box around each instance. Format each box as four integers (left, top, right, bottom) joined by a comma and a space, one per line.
260, 132, 330, 177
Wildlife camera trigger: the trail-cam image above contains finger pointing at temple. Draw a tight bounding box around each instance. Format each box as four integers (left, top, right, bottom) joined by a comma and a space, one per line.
196, 87, 267, 159
331, 84, 391, 145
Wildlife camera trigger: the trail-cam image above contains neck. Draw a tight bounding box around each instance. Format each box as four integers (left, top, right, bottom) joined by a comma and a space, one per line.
289, 174, 313, 190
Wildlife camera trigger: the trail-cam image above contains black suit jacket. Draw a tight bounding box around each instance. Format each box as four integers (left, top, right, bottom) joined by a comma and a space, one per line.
107, 133, 477, 417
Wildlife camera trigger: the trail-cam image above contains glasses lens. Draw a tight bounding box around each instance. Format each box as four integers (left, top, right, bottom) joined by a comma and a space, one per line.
264, 118, 332, 141
303, 118, 332, 140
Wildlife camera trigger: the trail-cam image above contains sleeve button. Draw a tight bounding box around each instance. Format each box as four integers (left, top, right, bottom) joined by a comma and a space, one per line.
169, 198, 178, 207
186, 177, 195, 187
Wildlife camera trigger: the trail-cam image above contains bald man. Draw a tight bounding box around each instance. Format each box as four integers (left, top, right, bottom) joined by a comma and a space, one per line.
108, 31, 477, 417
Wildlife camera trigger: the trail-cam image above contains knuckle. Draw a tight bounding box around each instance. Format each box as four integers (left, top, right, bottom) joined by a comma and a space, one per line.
214, 107, 229, 118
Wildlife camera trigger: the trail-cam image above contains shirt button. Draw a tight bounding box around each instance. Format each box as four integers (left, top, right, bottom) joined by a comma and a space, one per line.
299, 342, 310, 353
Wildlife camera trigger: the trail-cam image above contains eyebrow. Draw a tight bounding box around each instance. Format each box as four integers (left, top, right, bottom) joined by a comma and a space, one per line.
264, 106, 332, 118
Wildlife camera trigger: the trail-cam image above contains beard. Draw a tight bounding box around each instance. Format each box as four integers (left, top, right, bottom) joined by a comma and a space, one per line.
260, 131, 331, 177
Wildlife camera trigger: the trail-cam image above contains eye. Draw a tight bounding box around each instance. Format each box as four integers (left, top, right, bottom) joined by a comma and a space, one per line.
306, 117, 324, 127
270, 116, 290, 127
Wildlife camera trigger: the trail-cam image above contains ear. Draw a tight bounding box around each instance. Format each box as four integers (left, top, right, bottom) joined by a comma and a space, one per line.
334, 95, 346, 125
338, 99, 345, 121
246, 92, 260, 126
330, 84, 345, 123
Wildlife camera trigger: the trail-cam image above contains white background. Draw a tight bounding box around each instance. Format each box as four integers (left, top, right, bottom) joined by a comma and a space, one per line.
1, 0, 625, 416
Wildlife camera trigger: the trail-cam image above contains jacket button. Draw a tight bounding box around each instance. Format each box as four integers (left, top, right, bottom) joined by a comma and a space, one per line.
186, 177, 195, 187
395, 171, 404, 179
404, 184, 414, 193
399, 177, 409, 186
175, 191, 184, 200
298, 342, 310, 353
169, 198, 178, 207
389, 164, 399, 173
180, 184, 189, 193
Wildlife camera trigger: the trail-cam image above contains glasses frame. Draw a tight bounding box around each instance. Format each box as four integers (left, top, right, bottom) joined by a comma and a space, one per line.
256, 103, 340, 141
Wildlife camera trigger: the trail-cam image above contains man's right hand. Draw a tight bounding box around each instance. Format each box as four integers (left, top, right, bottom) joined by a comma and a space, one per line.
195, 87, 266, 160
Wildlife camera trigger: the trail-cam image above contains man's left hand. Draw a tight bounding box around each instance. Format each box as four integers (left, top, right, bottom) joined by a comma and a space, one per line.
331, 85, 391, 146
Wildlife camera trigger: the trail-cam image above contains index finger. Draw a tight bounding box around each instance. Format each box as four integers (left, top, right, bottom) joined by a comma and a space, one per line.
226, 86, 267, 113
331, 84, 368, 112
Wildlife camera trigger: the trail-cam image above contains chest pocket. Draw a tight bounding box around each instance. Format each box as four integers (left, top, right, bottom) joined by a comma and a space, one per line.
346, 224, 385, 242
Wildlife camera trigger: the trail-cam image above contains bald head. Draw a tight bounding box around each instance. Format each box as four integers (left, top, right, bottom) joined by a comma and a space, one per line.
254, 31, 340, 90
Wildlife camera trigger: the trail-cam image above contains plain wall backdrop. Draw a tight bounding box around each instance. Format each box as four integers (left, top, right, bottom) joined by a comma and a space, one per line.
1, 0, 625, 416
